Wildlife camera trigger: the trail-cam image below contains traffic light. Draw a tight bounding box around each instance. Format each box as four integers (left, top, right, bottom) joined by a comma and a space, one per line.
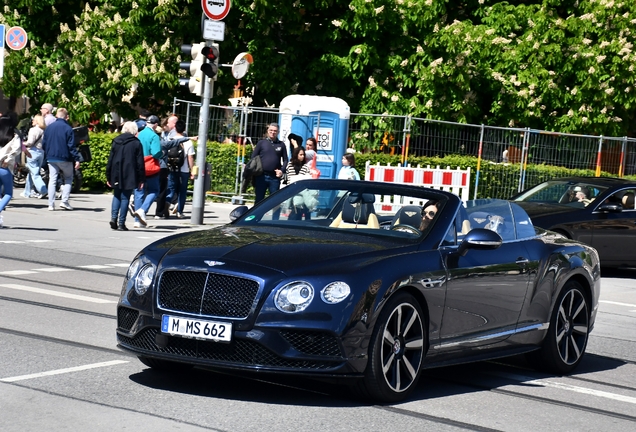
201, 44, 219, 80
179, 42, 220, 95
179, 42, 206, 95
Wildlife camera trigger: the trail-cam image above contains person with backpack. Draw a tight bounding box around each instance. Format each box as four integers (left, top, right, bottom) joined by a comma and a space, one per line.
161, 119, 194, 219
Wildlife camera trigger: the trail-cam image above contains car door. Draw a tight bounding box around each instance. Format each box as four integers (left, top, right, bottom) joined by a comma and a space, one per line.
590, 188, 636, 266
437, 202, 531, 350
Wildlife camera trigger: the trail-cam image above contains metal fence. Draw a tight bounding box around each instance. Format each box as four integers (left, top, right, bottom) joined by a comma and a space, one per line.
173, 97, 636, 201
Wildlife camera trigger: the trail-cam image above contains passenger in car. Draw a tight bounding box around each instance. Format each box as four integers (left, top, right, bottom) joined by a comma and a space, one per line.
419, 200, 440, 231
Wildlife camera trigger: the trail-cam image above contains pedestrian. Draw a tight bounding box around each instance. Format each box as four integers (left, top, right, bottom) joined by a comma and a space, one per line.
163, 119, 195, 219
21, 114, 48, 199
153, 114, 179, 217
252, 123, 288, 204
131, 114, 162, 228
42, 107, 81, 211
40, 103, 56, 127
0, 115, 23, 228
106, 121, 145, 231
305, 137, 317, 166
338, 153, 360, 180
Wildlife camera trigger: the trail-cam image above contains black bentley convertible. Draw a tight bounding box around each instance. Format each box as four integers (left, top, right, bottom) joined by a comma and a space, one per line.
117, 179, 601, 402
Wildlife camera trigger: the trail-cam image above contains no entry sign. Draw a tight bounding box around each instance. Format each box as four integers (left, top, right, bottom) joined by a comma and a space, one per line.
202, 0, 231, 21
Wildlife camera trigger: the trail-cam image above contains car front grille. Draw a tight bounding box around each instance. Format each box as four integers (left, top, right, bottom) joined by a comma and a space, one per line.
158, 271, 259, 318
117, 306, 139, 331
118, 328, 343, 370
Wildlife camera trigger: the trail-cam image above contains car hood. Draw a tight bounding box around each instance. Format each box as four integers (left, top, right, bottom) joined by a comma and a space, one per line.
152, 225, 410, 275
513, 201, 581, 219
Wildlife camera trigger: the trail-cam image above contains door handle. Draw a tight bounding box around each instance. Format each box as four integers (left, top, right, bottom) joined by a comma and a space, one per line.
516, 257, 529, 267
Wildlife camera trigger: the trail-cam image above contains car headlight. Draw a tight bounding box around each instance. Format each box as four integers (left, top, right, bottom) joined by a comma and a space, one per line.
134, 264, 156, 295
275, 281, 314, 313
321, 282, 351, 304
126, 258, 142, 280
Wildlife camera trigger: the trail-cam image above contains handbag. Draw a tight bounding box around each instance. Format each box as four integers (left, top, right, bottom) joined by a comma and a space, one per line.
144, 155, 160, 176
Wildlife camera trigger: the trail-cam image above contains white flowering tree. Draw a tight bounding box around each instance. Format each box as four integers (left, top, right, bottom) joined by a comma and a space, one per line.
336, 0, 636, 136
1, 0, 636, 137
1, 1, 197, 124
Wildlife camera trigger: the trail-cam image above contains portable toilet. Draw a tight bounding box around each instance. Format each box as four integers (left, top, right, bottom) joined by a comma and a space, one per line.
278, 95, 350, 179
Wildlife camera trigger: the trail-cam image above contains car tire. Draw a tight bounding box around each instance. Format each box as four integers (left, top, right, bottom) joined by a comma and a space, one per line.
138, 356, 193, 372
528, 280, 590, 374
354, 292, 426, 402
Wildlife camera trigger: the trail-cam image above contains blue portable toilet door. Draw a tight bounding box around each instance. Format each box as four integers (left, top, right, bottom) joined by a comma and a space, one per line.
278, 95, 351, 180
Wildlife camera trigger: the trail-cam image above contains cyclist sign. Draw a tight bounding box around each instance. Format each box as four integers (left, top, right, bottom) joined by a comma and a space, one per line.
202, 0, 231, 21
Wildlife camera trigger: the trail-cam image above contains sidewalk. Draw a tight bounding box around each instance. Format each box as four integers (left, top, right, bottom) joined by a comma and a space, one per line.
6, 191, 237, 226
1, 190, 241, 261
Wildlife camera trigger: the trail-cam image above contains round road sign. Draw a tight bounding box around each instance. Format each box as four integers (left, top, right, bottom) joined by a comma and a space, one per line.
6, 26, 28, 51
202, 0, 231, 21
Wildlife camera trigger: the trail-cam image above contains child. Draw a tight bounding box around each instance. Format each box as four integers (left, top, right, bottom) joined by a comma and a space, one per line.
338, 153, 360, 180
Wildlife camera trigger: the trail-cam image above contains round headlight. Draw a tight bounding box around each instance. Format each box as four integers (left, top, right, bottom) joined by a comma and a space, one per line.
321, 281, 351, 304
275, 281, 314, 313
134, 264, 155, 295
126, 258, 141, 280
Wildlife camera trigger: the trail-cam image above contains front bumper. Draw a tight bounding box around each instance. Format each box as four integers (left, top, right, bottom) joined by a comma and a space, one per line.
117, 307, 364, 376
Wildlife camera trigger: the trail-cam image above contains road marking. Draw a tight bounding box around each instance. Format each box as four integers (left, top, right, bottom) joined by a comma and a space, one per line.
0, 241, 22, 244
0, 270, 38, 275
25, 240, 52, 243
0, 360, 129, 383
77, 265, 114, 269
0, 284, 117, 304
31, 267, 74, 272
488, 371, 636, 404
107, 263, 131, 267
600, 300, 636, 308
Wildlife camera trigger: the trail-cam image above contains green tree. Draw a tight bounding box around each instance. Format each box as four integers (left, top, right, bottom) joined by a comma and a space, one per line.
1, 0, 636, 139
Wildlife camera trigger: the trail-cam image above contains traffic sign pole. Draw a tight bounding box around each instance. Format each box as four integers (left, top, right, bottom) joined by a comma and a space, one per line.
190, 39, 214, 225
0, 24, 5, 78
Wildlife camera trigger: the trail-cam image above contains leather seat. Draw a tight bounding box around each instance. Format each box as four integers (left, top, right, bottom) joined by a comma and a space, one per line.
390, 205, 423, 230
330, 194, 380, 229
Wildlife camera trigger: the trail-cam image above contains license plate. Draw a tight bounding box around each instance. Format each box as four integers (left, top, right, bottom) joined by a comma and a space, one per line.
161, 315, 232, 342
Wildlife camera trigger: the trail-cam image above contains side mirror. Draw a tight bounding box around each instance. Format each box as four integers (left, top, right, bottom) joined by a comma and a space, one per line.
229, 205, 249, 221
457, 228, 503, 257
597, 203, 622, 213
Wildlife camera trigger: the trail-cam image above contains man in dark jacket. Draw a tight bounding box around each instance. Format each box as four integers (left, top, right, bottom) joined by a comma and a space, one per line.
42, 108, 81, 211
106, 121, 145, 231
252, 123, 288, 205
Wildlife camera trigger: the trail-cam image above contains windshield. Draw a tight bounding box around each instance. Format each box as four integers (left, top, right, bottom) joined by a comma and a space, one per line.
234, 179, 450, 239
513, 180, 608, 208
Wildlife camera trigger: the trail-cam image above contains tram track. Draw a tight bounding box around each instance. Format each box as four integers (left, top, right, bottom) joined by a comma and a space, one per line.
424, 373, 636, 424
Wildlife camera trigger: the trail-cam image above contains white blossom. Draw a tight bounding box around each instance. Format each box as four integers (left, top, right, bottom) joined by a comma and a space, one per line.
382, 91, 389, 98
588, 66, 596, 74
425, 100, 433, 109
571, 88, 578, 95
596, 55, 606, 63
354, 47, 362, 55
567, 109, 574, 117
391, 95, 399, 102
332, 20, 342, 27
400, 59, 408, 67
375, 6, 385, 14
605, 88, 614, 95
492, 37, 511, 45
368, 77, 377, 88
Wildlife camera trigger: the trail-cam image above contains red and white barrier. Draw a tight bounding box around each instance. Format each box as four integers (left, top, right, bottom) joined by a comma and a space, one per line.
364, 162, 471, 212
